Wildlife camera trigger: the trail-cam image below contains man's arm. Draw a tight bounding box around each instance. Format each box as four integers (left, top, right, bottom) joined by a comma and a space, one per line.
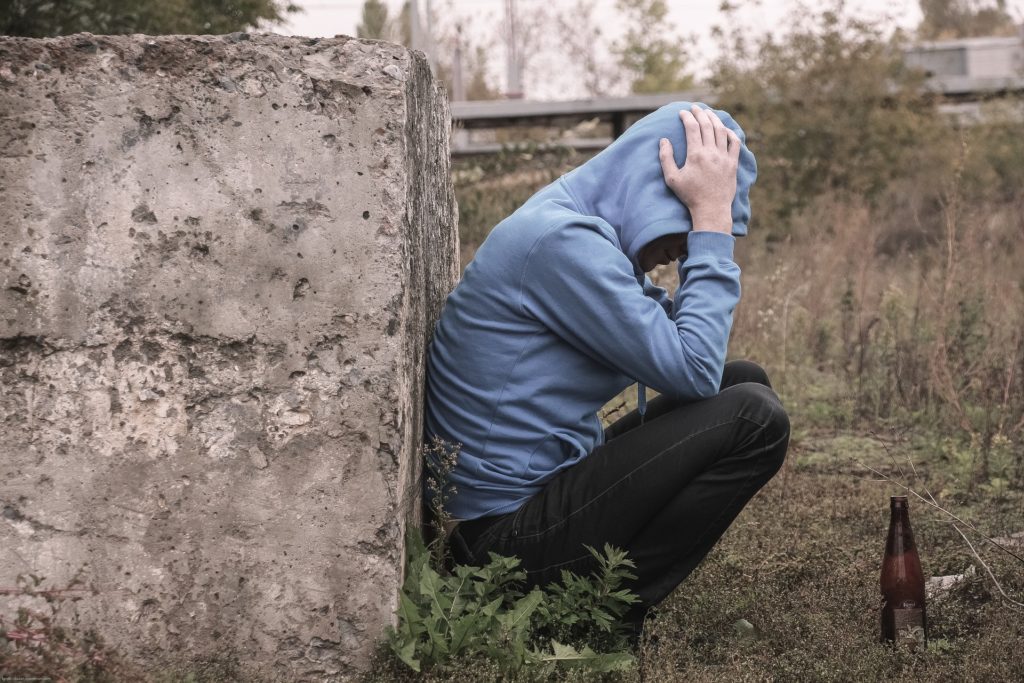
520, 223, 739, 400
643, 276, 672, 316
519, 104, 746, 399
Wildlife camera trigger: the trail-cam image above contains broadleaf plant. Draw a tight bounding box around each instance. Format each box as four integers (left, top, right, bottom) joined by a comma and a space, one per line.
387, 529, 638, 674
390, 438, 639, 674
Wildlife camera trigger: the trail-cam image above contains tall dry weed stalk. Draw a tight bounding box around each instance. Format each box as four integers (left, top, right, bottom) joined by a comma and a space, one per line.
931, 135, 972, 433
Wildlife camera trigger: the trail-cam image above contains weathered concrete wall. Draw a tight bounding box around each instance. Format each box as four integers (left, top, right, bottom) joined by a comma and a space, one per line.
0, 32, 458, 680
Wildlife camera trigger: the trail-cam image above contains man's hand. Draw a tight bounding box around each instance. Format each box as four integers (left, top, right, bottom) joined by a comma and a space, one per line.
658, 104, 741, 234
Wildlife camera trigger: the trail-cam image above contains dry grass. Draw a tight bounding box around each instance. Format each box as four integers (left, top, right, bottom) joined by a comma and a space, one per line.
634, 429, 1024, 682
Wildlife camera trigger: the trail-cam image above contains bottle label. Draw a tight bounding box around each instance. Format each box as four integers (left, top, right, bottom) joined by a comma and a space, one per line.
893, 608, 925, 649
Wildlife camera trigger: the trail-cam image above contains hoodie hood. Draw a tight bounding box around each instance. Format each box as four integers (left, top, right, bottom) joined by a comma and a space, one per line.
560, 101, 757, 271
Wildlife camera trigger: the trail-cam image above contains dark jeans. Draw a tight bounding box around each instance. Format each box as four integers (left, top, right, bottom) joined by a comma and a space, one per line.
448, 360, 790, 624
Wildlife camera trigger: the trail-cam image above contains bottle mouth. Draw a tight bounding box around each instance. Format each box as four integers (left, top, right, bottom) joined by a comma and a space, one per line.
890, 495, 909, 507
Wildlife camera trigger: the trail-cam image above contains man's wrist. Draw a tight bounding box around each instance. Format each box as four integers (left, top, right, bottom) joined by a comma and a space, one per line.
690, 208, 732, 234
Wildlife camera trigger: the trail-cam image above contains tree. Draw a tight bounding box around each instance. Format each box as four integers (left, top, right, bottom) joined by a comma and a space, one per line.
554, 0, 621, 97
357, 0, 390, 40
415, 2, 500, 101
917, 0, 1018, 40
1, 0, 300, 37
612, 0, 695, 94
708, 1, 947, 228
477, 0, 555, 98
433, 34, 501, 101
465, 45, 500, 100
360, 1, 411, 47
394, 1, 412, 46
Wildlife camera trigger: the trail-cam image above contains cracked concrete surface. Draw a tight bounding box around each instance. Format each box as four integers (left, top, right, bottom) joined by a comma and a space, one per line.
0, 32, 458, 680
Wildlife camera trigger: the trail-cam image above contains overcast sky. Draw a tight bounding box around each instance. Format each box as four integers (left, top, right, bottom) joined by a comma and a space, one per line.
261, 0, 1024, 98
271, 0, 923, 39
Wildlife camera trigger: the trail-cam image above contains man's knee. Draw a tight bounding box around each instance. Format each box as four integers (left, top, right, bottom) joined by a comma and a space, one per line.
721, 359, 772, 390
726, 382, 790, 473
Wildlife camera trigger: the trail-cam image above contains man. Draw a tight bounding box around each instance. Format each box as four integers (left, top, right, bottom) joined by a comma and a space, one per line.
423, 102, 789, 631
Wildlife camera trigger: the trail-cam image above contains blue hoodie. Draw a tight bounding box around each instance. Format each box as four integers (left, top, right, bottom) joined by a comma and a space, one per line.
424, 101, 757, 520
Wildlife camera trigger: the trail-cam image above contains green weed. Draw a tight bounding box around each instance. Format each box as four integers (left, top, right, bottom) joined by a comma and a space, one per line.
384, 438, 640, 678
385, 531, 637, 676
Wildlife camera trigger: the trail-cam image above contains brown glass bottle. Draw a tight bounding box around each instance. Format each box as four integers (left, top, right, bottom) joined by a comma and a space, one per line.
880, 495, 927, 650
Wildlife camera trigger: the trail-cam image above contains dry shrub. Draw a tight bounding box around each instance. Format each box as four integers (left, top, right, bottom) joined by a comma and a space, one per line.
725, 122, 1024, 486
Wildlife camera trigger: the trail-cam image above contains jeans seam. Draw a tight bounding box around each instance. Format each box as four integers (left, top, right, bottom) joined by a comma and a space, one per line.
516, 413, 770, 541
653, 408, 777, 580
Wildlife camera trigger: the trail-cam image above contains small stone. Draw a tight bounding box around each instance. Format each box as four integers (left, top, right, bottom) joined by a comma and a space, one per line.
248, 446, 269, 469
926, 566, 975, 600
131, 204, 157, 223
382, 64, 404, 81
733, 618, 759, 640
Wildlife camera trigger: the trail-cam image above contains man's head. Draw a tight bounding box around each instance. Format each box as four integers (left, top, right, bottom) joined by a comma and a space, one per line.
637, 232, 687, 273
559, 101, 756, 273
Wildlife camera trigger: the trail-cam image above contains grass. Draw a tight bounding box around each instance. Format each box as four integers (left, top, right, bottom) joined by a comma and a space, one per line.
634, 420, 1024, 682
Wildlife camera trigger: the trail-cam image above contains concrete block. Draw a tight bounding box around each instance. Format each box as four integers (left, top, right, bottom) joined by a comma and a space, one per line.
0, 31, 458, 679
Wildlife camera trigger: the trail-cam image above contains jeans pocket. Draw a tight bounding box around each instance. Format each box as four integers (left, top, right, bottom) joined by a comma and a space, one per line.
509, 504, 527, 539
467, 510, 522, 561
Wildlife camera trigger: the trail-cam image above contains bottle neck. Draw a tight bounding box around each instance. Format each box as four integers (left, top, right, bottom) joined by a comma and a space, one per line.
886, 505, 916, 555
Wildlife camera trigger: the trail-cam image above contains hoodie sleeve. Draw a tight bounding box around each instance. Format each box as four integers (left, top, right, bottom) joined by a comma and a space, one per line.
520, 224, 740, 400
643, 275, 672, 316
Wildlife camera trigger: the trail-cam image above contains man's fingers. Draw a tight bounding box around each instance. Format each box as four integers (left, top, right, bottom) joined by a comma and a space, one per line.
728, 129, 742, 159
678, 108, 701, 150
659, 137, 677, 181
710, 111, 728, 150
692, 104, 714, 147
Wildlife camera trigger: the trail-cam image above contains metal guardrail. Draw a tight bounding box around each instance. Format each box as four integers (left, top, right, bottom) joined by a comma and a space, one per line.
451, 90, 715, 132
450, 90, 715, 156
449, 77, 1024, 156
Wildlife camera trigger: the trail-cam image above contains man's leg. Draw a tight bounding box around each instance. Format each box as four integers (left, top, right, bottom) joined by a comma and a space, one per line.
452, 362, 789, 615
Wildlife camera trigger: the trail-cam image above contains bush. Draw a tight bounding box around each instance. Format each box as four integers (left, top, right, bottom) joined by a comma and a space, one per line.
708, 0, 948, 232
